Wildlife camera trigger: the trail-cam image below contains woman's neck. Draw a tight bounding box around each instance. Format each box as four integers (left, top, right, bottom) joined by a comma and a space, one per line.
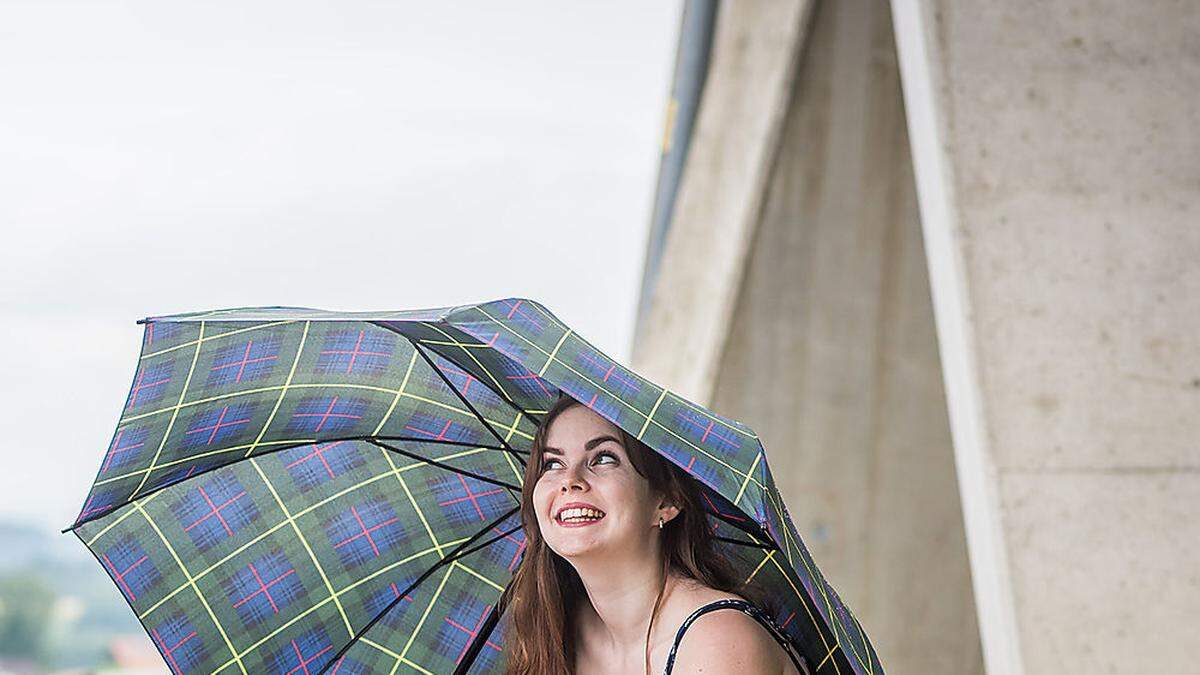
572, 555, 677, 654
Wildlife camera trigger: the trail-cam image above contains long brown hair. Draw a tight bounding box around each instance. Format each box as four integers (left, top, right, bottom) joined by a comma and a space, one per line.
501, 393, 779, 674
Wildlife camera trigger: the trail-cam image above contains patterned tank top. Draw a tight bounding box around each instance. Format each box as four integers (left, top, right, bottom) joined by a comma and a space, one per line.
661, 599, 810, 674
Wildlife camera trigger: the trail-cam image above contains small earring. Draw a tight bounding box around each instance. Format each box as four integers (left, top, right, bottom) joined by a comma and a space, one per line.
658, 517, 664, 530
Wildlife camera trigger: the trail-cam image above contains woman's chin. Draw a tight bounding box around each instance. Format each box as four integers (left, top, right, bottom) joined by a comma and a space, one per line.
548, 535, 606, 560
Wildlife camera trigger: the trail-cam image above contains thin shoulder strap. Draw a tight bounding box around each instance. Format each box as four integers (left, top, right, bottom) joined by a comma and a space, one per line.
661, 599, 810, 675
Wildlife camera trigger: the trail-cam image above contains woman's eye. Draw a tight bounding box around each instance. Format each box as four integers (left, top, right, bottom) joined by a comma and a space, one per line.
540, 452, 618, 471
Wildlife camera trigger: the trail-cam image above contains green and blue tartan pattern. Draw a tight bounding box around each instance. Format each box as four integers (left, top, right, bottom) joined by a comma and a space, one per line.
70, 297, 883, 674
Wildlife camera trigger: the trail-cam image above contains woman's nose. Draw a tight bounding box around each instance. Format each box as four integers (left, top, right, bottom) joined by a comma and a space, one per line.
560, 464, 587, 492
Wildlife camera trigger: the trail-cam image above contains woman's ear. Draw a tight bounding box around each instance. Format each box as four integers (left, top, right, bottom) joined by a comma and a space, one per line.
656, 498, 682, 525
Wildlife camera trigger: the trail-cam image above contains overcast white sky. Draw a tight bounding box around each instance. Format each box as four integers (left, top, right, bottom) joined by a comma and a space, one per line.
0, 1, 682, 527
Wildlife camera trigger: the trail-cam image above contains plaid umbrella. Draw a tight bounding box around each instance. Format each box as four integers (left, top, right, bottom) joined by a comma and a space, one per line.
67, 297, 882, 674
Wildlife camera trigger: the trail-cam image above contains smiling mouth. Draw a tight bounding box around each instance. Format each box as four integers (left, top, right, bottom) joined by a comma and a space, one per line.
555, 507, 606, 525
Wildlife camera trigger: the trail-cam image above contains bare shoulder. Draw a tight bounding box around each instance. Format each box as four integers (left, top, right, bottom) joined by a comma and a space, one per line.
670, 607, 783, 674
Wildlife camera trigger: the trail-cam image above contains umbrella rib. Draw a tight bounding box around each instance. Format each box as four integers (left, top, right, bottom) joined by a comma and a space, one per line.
366, 438, 521, 492
371, 320, 546, 432
404, 336, 529, 471
64, 434, 520, 532
315, 505, 522, 675
451, 591, 508, 675
713, 534, 775, 550
706, 509, 781, 552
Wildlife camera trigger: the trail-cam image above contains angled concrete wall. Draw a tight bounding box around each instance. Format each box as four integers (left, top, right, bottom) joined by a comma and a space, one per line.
711, 1, 981, 672
635, 0, 982, 672
892, 0, 1200, 672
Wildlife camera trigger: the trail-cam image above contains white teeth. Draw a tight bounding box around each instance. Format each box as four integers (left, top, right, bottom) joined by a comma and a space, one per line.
557, 507, 604, 521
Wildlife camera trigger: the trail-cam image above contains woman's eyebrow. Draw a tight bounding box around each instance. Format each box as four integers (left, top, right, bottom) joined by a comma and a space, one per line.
542, 434, 622, 456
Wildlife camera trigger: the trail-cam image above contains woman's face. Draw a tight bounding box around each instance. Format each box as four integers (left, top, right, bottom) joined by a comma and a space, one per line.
531, 404, 664, 561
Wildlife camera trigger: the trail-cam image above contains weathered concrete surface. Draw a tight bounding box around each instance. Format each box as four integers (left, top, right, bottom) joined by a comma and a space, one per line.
635, 0, 984, 672
892, 0, 1200, 672
711, 1, 981, 673
633, 0, 814, 404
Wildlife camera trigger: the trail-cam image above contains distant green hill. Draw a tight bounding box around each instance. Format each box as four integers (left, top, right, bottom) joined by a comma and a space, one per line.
0, 519, 149, 668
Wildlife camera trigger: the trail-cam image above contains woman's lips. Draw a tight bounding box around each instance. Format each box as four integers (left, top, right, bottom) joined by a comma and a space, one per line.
556, 515, 604, 528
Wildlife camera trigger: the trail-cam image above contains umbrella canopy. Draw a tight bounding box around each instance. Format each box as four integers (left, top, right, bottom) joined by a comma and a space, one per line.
68, 297, 882, 674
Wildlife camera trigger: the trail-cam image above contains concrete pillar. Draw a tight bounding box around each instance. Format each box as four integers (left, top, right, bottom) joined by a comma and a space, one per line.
635, 0, 983, 672
711, 1, 981, 672
892, 1, 1200, 672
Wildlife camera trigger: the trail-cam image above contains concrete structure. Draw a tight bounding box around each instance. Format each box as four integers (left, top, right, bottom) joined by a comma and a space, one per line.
634, 0, 1200, 673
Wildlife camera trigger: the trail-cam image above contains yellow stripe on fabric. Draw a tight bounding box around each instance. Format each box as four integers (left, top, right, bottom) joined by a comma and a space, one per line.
816, 643, 840, 672
479, 305, 757, 439
768, 492, 799, 566
132, 322, 206, 496
360, 638, 435, 675
139, 321, 294, 360
134, 503, 247, 675
121, 383, 402, 424
120, 382, 535, 445
95, 439, 307, 487
451, 560, 505, 593
135, 450, 493, 620
743, 548, 778, 585
398, 565, 454, 662
637, 388, 669, 440
379, 447, 448, 559
83, 491, 162, 546
244, 321, 311, 458
423, 322, 516, 404
849, 611, 875, 675
763, 549, 843, 675
249, 458, 353, 637
499, 411, 525, 485
733, 452, 763, 508
537, 328, 572, 377
209, 539, 467, 673
337, 537, 469, 597
471, 307, 764, 493
371, 349, 418, 435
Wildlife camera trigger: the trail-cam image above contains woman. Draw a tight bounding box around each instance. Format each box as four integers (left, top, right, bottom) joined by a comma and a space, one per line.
502, 393, 810, 674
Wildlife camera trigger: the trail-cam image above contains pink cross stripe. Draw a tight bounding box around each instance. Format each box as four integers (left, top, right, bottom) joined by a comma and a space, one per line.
101, 429, 145, 474
286, 639, 332, 675
438, 475, 505, 521
699, 490, 748, 536
151, 625, 198, 674
446, 605, 504, 664
384, 581, 415, 605
211, 339, 277, 383
780, 610, 796, 630
231, 562, 296, 614
292, 396, 362, 432
101, 551, 149, 601
126, 365, 172, 411
578, 352, 640, 395
500, 299, 543, 332
505, 366, 554, 398
489, 526, 527, 571
332, 505, 401, 558
464, 330, 500, 349
285, 441, 348, 480
403, 418, 457, 442
183, 485, 247, 536
321, 330, 390, 374
679, 415, 739, 451
438, 363, 482, 397
78, 493, 115, 520
185, 406, 252, 445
